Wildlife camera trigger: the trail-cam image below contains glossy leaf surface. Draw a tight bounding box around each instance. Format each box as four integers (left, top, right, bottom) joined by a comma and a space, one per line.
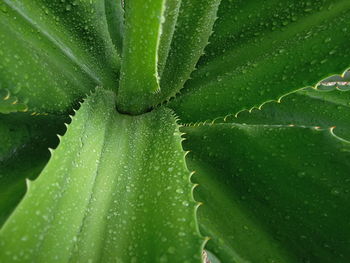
1, 0, 350, 262
170, 0, 350, 123
0, 89, 203, 262
183, 123, 350, 263
157, 0, 181, 77
117, 0, 164, 114
155, 0, 221, 105
104, 0, 124, 54
223, 87, 350, 141
117, 0, 221, 114
0, 0, 120, 113
0, 113, 66, 226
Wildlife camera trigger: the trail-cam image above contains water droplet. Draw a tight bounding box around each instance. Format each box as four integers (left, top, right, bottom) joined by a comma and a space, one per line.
167, 246, 176, 254
176, 188, 184, 194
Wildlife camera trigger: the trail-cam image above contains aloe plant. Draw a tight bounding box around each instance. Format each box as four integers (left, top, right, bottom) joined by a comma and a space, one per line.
1, 0, 350, 262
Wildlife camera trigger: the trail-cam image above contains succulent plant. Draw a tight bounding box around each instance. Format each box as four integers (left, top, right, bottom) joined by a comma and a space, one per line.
1, 0, 350, 262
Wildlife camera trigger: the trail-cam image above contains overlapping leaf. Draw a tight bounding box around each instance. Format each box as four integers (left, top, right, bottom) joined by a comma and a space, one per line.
155, 0, 221, 105
0, 0, 120, 113
0, 89, 204, 262
104, 0, 124, 54
183, 123, 350, 263
170, 0, 350, 123
1, 1, 350, 263
181, 84, 350, 262
0, 113, 66, 226
117, 0, 165, 114
222, 87, 350, 141
117, 0, 221, 114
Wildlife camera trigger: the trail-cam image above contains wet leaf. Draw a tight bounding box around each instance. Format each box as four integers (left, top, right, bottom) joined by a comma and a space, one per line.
183, 123, 350, 263
222, 87, 350, 141
0, 0, 120, 113
0, 113, 66, 226
170, 0, 350, 123
0, 89, 203, 262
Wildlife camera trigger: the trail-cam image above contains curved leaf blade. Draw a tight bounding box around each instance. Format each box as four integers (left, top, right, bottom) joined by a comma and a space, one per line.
0, 0, 120, 113
117, 0, 165, 114
223, 87, 350, 141
157, 0, 182, 78
0, 113, 66, 227
155, 0, 221, 105
0, 89, 203, 262
183, 123, 350, 263
105, 0, 124, 54
170, 0, 350, 123
117, 0, 221, 114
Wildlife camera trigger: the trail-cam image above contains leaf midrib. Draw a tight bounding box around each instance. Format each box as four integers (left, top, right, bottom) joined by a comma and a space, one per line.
67, 112, 111, 262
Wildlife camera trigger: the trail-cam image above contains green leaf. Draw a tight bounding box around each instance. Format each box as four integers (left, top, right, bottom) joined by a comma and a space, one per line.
0, 113, 66, 227
117, 0, 165, 114
117, 0, 221, 114
222, 87, 350, 141
157, 0, 182, 78
169, 0, 350, 123
183, 123, 350, 263
0, 0, 120, 113
0, 89, 204, 262
155, 0, 221, 105
104, 0, 124, 54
